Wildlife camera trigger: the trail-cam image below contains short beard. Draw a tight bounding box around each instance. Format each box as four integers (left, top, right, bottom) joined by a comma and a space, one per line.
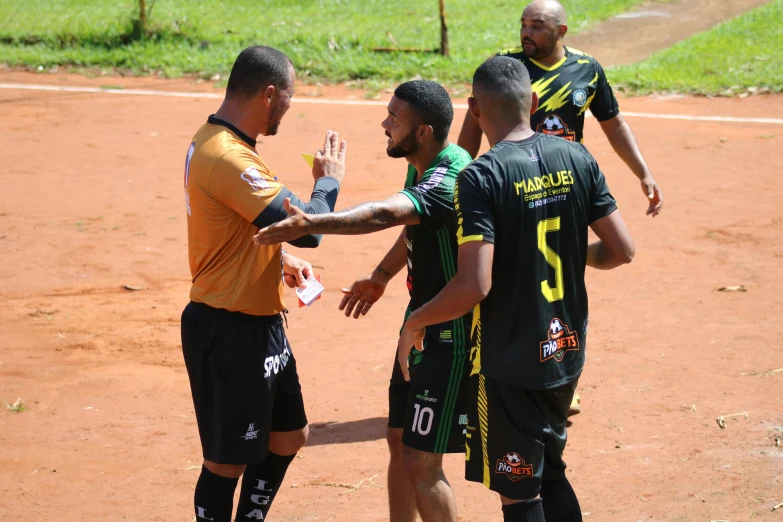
265, 102, 285, 136
386, 130, 418, 158
522, 33, 557, 60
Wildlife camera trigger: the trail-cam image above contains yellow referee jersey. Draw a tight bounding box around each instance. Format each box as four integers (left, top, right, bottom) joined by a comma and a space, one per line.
184, 118, 285, 316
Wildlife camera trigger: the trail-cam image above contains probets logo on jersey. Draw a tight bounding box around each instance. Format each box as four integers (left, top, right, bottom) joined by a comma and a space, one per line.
536, 114, 575, 141
495, 452, 533, 482
539, 318, 580, 363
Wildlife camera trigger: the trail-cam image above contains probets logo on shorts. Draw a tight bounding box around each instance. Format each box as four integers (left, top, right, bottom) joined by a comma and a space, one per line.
495, 452, 533, 482
539, 318, 580, 363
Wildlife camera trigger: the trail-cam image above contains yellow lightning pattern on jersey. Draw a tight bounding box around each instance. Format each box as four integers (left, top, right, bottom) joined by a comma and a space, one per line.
577, 73, 599, 116
537, 81, 572, 113
531, 75, 560, 102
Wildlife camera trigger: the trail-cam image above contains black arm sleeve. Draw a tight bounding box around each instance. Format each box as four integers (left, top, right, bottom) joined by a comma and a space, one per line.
252, 176, 341, 248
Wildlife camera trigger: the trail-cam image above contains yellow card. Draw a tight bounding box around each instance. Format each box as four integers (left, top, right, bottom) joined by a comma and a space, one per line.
301, 153, 315, 167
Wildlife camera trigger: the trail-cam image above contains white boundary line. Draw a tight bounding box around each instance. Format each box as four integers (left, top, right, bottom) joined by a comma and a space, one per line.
2, 82, 783, 125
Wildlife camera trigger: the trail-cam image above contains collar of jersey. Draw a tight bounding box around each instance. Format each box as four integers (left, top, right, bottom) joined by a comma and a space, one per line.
207, 114, 257, 148
405, 143, 452, 186
427, 143, 453, 170
529, 53, 568, 72
496, 132, 541, 147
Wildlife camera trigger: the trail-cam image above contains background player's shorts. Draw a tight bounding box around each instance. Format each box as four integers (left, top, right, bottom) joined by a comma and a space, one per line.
464, 373, 577, 500
181, 301, 307, 465
388, 343, 470, 454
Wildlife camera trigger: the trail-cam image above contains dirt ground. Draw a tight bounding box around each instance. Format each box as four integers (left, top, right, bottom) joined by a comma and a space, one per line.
566, 0, 774, 66
0, 70, 782, 522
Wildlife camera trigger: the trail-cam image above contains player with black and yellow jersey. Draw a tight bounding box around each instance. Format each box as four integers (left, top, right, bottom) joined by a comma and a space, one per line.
181, 46, 346, 522
494, 44, 615, 144
459, 0, 663, 219
398, 57, 635, 522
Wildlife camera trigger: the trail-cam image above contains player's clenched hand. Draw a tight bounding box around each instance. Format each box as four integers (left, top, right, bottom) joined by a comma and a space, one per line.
254, 198, 311, 245
641, 175, 663, 217
281, 251, 313, 289
338, 274, 387, 319
397, 323, 425, 382
312, 130, 347, 184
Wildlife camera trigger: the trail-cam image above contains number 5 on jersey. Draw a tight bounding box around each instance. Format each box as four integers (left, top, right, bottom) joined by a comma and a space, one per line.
538, 217, 564, 302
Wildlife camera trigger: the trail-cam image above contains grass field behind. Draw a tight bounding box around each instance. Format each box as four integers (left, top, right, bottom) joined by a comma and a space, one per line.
0, 0, 647, 84
610, 0, 783, 94
2, 0, 782, 94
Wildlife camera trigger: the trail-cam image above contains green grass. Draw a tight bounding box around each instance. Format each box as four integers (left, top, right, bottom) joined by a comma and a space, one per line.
609, 0, 783, 95
0, 0, 647, 85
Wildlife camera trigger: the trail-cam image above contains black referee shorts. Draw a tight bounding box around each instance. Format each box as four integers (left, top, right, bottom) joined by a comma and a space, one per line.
181, 301, 307, 465
465, 373, 577, 500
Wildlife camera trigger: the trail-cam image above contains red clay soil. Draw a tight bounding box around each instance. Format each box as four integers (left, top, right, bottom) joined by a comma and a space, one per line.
0, 72, 782, 521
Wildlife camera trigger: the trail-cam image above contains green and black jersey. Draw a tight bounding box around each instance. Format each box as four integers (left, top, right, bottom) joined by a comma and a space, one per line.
400, 143, 473, 354
496, 46, 619, 143
455, 134, 617, 388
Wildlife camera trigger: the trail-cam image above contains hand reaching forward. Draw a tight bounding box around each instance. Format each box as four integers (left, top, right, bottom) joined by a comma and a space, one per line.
338, 273, 388, 319
254, 198, 310, 246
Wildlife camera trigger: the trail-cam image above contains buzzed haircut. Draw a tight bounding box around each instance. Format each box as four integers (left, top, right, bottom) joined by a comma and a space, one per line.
393, 80, 454, 142
473, 56, 533, 114
225, 46, 293, 100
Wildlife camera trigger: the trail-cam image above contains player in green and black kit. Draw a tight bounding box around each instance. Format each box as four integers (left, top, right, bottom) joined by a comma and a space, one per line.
399, 58, 635, 522
253, 80, 473, 522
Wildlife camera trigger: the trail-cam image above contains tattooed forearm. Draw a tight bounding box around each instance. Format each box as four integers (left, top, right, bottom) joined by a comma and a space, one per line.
374, 265, 394, 279
305, 196, 419, 235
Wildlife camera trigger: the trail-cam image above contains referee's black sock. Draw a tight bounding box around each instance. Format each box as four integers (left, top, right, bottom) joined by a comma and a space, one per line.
234, 452, 296, 521
501, 498, 545, 522
541, 475, 582, 521
194, 465, 239, 522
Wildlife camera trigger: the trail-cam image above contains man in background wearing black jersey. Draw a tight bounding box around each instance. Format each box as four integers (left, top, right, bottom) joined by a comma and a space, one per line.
458, 0, 662, 218
459, 0, 656, 420
397, 57, 634, 522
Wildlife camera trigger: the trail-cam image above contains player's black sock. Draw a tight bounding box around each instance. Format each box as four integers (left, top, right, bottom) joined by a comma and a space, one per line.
541, 475, 582, 521
194, 465, 239, 522
501, 498, 545, 522
234, 452, 296, 521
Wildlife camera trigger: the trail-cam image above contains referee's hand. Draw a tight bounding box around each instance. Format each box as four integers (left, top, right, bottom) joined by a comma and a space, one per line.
397, 323, 425, 382
312, 130, 347, 184
281, 251, 313, 289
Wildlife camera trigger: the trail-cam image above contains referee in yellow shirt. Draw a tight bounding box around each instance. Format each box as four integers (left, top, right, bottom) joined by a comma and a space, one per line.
181, 46, 347, 522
